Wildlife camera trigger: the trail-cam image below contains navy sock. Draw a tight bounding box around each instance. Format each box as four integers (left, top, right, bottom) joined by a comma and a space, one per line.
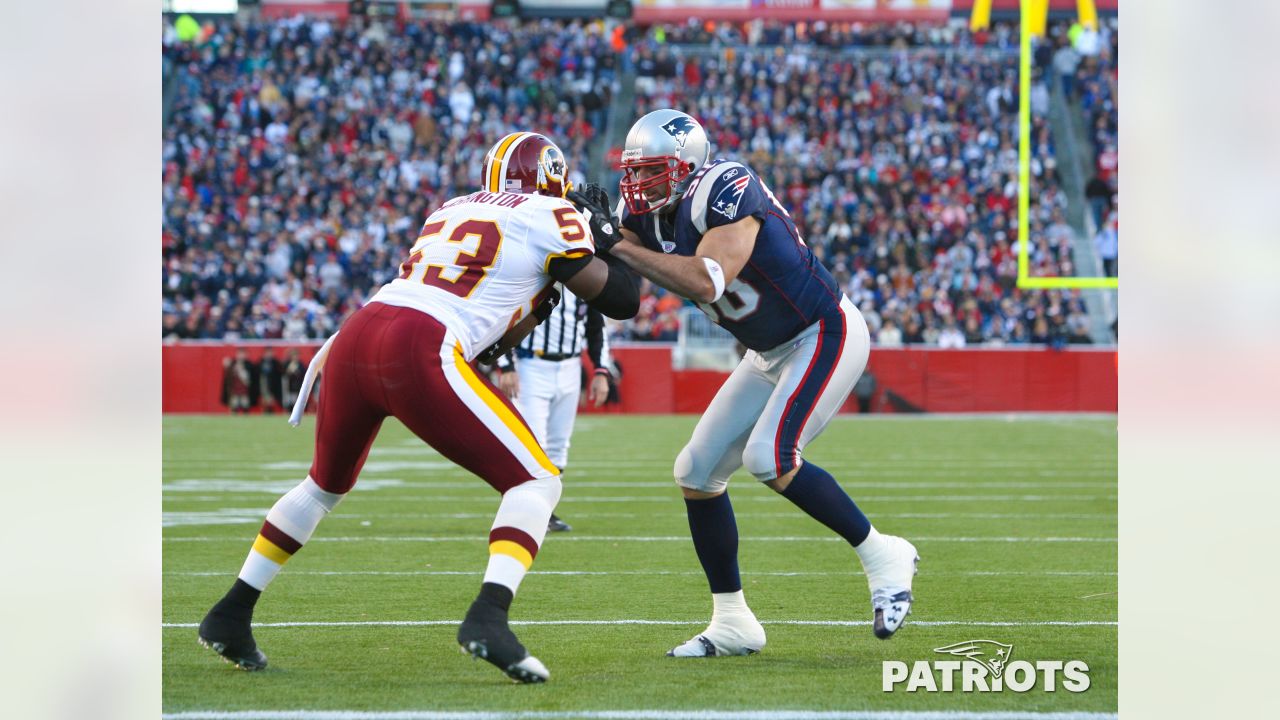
780, 461, 872, 547
684, 492, 742, 594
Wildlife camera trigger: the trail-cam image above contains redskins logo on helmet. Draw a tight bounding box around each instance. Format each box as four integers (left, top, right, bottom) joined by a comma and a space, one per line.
482, 132, 572, 198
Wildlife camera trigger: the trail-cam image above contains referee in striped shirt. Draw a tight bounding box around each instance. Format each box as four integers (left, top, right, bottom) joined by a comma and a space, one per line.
495, 286, 613, 532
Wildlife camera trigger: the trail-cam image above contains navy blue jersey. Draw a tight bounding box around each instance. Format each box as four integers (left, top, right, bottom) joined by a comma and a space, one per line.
619, 159, 842, 351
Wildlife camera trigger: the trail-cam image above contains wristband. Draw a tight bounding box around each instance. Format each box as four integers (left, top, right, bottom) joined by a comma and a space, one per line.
701, 256, 726, 302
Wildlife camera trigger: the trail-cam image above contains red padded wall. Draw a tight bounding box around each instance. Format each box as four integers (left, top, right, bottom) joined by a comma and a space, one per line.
164, 343, 1116, 415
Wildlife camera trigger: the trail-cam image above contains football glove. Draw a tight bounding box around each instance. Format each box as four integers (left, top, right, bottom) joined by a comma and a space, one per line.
567, 184, 621, 254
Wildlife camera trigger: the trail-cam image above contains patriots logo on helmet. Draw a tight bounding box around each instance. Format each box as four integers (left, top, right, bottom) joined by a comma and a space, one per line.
710, 174, 752, 220
933, 640, 1014, 679
661, 115, 697, 149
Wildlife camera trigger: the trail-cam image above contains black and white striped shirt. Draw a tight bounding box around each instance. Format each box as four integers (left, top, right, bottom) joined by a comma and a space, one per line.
501, 286, 611, 372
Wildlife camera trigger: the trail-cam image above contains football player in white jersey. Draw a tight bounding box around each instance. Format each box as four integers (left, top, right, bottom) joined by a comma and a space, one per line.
196, 132, 638, 684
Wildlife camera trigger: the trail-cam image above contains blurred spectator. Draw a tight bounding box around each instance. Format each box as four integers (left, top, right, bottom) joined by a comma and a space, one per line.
1068, 309, 1093, 345
221, 349, 255, 414
1053, 35, 1081, 96
1095, 205, 1118, 277
852, 370, 876, 414
282, 349, 306, 411
938, 320, 966, 349
877, 320, 903, 348
259, 350, 282, 414
1085, 175, 1113, 228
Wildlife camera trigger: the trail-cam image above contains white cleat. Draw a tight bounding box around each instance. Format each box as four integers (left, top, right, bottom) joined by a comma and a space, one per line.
667, 612, 766, 657
505, 654, 550, 684
861, 534, 920, 639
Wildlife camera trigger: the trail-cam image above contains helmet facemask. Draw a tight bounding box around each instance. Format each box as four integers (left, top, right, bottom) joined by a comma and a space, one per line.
620, 154, 691, 215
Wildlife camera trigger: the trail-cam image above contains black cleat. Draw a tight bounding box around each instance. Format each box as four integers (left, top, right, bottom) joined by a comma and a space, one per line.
457, 599, 549, 683
547, 514, 571, 533
198, 609, 268, 671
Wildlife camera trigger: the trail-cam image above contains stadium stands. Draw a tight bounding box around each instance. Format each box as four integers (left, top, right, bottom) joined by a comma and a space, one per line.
630, 21, 1098, 347
163, 15, 1111, 348
163, 15, 615, 340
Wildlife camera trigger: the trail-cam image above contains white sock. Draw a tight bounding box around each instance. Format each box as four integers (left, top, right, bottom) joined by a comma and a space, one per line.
855, 525, 888, 565
711, 590, 753, 620
238, 477, 344, 591
483, 475, 562, 594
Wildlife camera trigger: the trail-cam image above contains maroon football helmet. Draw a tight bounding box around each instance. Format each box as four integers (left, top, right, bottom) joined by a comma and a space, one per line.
482, 132, 572, 198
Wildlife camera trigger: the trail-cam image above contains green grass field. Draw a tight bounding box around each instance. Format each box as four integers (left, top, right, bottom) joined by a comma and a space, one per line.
162, 414, 1117, 719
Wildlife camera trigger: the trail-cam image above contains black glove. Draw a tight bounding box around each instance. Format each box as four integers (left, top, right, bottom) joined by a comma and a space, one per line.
567, 184, 621, 253
574, 182, 612, 212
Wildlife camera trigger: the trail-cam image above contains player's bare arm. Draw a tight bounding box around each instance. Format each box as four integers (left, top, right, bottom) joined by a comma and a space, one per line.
611, 217, 760, 304
478, 286, 561, 365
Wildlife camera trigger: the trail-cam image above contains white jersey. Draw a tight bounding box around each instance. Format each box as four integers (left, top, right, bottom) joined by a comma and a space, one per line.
369, 190, 595, 359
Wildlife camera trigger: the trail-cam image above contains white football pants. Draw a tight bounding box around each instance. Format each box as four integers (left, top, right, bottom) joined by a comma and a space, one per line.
513, 356, 581, 471
674, 295, 870, 493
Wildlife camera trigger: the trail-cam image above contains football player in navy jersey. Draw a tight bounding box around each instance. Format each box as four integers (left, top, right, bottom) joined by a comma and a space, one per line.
573, 109, 920, 657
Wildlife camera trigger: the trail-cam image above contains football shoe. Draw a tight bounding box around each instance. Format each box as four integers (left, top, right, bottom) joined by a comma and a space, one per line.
197, 608, 268, 671
860, 534, 920, 639
457, 600, 549, 683
667, 609, 766, 657
547, 514, 572, 533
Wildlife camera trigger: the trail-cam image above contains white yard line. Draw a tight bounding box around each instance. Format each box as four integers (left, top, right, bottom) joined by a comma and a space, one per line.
319, 512, 1117, 520
164, 495, 1118, 503
160, 510, 1116, 528
162, 711, 1118, 720
165, 707, 1116, 712
163, 619, 1116, 629
163, 480, 1114, 490
164, 535, 1116, 543
168, 569, 1116, 578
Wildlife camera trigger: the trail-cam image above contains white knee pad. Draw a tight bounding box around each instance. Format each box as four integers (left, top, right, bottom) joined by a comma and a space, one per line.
674, 445, 728, 494
263, 476, 345, 547
742, 441, 781, 482
508, 474, 563, 508
494, 475, 563, 548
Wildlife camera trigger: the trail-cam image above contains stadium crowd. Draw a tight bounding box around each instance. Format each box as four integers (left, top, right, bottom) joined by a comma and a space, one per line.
1074, 23, 1119, 277
163, 15, 1110, 348
163, 14, 615, 341
627, 20, 1097, 347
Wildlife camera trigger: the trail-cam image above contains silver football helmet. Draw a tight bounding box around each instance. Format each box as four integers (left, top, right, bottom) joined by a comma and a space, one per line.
619, 109, 711, 215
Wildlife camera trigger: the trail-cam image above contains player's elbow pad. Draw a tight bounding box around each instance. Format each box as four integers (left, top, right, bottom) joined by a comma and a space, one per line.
589, 255, 640, 320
